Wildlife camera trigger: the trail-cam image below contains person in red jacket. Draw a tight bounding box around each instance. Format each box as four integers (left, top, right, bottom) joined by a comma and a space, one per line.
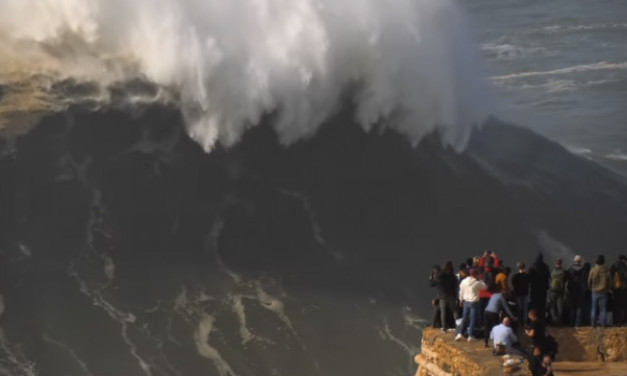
478, 250, 499, 322
480, 250, 500, 272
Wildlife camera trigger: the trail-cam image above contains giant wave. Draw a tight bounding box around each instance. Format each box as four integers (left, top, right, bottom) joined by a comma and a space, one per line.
0, 0, 488, 151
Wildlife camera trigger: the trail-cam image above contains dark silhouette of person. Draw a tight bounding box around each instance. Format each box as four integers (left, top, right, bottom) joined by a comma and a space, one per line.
529, 253, 550, 320
432, 261, 459, 332
610, 255, 627, 326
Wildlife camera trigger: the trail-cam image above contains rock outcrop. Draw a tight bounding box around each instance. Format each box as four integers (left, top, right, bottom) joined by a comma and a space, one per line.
415, 329, 528, 376
545, 327, 627, 362
415, 327, 627, 376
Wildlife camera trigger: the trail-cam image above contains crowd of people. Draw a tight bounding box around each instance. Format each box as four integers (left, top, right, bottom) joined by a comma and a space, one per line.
429, 251, 627, 376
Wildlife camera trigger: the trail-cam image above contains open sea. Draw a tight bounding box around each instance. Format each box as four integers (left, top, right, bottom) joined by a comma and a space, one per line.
466, 0, 627, 175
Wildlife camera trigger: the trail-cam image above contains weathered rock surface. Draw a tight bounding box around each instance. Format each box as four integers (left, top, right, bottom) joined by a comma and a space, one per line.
415, 327, 627, 376
546, 327, 627, 362
552, 361, 627, 376
415, 329, 530, 376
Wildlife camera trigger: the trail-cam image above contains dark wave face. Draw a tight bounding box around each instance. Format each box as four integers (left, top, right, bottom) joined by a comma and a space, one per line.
1, 106, 627, 376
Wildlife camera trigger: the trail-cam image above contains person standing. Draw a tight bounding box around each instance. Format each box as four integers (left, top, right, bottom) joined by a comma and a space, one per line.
495, 267, 511, 295
548, 259, 569, 326
512, 262, 531, 324
567, 255, 586, 326
582, 262, 592, 325
588, 255, 611, 327
529, 253, 550, 320
455, 269, 487, 342
457, 262, 468, 282
434, 261, 459, 332
610, 255, 627, 326
478, 251, 499, 324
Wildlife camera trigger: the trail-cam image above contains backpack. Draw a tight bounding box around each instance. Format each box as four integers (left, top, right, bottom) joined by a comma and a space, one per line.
551, 269, 565, 292
613, 271, 623, 290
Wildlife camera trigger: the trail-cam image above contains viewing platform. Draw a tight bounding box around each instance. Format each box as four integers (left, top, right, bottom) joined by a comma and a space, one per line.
415, 327, 627, 376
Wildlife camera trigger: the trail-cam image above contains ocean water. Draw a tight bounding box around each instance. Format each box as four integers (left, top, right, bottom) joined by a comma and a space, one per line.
466, 0, 627, 175
2, 2, 627, 375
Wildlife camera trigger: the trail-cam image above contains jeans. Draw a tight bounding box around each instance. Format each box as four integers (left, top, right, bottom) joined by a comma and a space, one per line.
591, 291, 608, 327
439, 297, 459, 330
457, 301, 479, 337
516, 296, 530, 324
549, 291, 565, 325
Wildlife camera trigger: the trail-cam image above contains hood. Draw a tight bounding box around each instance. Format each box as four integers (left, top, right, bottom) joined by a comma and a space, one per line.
594, 264, 608, 272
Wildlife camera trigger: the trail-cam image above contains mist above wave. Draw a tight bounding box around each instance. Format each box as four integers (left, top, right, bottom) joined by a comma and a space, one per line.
0, 0, 489, 151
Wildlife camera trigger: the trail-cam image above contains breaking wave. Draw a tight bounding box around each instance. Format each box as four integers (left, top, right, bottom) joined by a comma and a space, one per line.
0, 0, 489, 151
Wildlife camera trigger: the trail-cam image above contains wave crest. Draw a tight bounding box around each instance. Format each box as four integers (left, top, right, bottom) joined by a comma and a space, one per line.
0, 0, 489, 151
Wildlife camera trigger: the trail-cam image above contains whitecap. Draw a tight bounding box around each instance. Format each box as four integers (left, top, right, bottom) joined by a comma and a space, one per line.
481, 42, 547, 60
491, 61, 627, 81
604, 153, 627, 161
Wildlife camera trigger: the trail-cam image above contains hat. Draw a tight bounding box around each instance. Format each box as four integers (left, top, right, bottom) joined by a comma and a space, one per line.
574, 255, 582, 263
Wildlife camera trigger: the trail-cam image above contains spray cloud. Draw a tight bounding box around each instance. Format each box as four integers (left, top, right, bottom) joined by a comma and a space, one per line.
0, 0, 489, 151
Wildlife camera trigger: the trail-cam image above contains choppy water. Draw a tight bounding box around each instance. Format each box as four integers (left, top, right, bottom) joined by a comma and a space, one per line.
466, 0, 627, 174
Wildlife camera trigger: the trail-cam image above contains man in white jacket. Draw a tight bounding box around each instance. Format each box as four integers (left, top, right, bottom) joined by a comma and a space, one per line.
455, 269, 487, 342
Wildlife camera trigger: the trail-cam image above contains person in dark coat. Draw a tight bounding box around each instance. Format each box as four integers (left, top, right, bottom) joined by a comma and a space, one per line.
432, 261, 459, 332
582, 262, 592, 325
567, 255, 586, 326
529, 253, 550, 320
513, 262, 531, 324
610, 255, 627, 326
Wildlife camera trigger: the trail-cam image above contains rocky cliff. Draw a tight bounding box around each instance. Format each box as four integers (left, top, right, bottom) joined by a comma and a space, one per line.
415, 327, 627, 376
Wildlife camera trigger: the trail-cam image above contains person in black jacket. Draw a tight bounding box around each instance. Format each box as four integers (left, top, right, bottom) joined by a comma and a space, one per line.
525, 308, 547, 350
567, 255, 586, 326
610, 255, 627, 326
431, 261, 459, 332
513, 262, 531, 324
529, 253, 550, 320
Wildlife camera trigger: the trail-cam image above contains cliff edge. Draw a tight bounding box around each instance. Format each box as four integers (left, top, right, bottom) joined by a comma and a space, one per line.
415, 327, 627, 376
